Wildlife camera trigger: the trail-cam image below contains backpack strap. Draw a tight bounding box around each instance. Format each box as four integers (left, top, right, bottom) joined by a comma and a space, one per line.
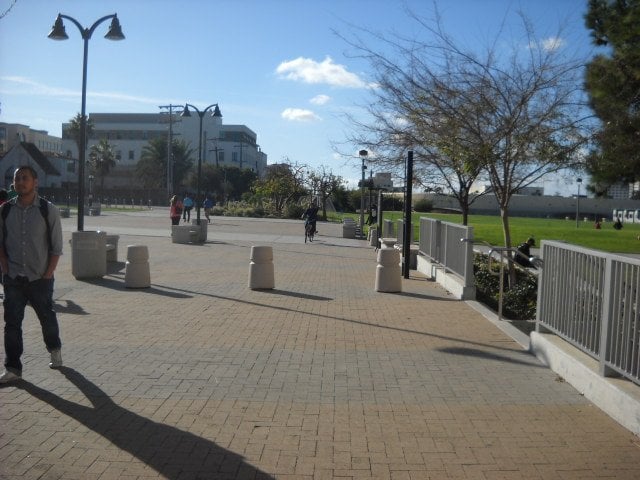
1, 202, 11, 256
39, 197, 52, 253
1, 198, 52, 255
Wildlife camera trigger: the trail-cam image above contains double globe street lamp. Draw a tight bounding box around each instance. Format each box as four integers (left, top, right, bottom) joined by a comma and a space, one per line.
48, 13, 125, 231
180, 103, 223, 225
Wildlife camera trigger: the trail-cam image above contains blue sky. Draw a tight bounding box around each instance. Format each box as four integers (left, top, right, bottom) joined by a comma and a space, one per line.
0, 0, 594, 195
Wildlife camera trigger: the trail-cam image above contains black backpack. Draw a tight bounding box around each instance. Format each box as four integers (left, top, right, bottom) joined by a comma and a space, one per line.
1, 197, 52, 253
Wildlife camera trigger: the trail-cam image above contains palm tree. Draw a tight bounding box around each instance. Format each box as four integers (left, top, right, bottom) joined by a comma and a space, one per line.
138, 137, 194, 192
88, 139, 117, 194
65, 113, 95, 157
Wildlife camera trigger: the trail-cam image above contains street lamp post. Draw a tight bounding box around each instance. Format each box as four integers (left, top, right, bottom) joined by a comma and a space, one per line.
48, 13, 124, 231
359, 149, 368, 237
576, 177, 583, 228
88, 175, 94, 206
181, 103, 222, 225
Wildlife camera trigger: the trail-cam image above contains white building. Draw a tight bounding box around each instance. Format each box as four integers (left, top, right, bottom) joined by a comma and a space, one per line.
0, 142, 76, 189
0, 122, 63, 156
61, 109, 267, 188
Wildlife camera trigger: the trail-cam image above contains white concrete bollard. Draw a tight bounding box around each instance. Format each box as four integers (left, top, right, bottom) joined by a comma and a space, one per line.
369, 227, 378, 247
249, 246, 275, 290
125, 245, 150, 288
375, 248, 402, 292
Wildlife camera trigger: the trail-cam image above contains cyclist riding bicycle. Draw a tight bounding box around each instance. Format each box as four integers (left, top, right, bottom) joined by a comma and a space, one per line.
302, 202, 319, 234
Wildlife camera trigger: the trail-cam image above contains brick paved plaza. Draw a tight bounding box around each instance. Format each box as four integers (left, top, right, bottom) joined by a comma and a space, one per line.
1, 209, 639, 479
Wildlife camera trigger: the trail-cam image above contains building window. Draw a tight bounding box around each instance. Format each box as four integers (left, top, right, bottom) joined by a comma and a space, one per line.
67, 161, 75, 173
232, 152, 238, 163
128, 150, 134, 161
116, 150, 122, 160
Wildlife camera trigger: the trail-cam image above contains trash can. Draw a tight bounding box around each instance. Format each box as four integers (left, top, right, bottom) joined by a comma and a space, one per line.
71, 231, 106, 279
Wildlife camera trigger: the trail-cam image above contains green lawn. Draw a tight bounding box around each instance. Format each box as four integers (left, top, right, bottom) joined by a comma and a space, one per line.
334, 211, 640, 254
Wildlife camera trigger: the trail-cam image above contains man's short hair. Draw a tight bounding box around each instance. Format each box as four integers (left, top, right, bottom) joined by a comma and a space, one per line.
15, 165, 38, 179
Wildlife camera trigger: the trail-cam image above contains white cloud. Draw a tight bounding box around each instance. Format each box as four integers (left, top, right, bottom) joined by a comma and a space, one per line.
541, 36, 566, 52
310, 94, 331, 105
281, 108, 321, 122
527, 37, 566, 52
0, 76, 173, 106
276, 56, 367, 88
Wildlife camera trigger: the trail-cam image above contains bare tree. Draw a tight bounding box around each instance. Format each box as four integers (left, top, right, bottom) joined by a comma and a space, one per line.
306, 165, 344, 221
338, 5, 591, 281
252, 159, 307, 215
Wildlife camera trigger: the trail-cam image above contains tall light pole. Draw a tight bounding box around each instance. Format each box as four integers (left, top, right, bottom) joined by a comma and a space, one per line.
359, 149, 368, 236
159, 104, 183, 196
48, 13, 125, 231
576, 177, 583, 228
181, 103, 222, 225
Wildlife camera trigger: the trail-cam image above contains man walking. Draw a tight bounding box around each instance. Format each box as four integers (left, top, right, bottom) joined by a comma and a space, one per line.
0, 166, 64, 383
182, 193, 194, 223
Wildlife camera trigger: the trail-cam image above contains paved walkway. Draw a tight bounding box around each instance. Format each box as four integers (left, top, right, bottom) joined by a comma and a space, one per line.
1, 209, 639, 479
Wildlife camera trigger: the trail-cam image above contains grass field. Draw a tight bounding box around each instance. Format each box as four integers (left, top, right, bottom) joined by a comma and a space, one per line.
335, 211, 640, 254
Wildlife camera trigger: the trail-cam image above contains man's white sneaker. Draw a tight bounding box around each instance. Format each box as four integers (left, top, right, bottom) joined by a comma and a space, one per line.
0, 370, 21, 383
49, 349, 62, 369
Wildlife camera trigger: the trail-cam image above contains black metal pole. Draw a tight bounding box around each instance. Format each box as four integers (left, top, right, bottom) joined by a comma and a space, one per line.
77, 35, 89, 230
403, 150, 413, 278
377, 188, 383, 250
196, 111, 203, 226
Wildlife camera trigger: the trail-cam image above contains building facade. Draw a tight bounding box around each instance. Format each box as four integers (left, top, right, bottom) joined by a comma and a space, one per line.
61, 110, 267, 189
0, 142, 76, 190
0, 122, 63, 156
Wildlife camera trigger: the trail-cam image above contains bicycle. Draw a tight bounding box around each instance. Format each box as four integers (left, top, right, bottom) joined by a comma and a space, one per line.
305, 220, 315, 243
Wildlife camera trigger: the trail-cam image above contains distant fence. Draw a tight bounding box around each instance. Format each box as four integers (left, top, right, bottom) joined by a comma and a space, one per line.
418, 217, 474, 289
537, 240, 640, 385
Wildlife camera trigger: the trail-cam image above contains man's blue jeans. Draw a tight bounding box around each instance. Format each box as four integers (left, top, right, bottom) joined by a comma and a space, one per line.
3, 276, 61, 374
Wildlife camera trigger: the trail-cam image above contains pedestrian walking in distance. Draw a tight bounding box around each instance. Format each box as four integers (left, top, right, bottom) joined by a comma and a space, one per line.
0, 165, 64, 383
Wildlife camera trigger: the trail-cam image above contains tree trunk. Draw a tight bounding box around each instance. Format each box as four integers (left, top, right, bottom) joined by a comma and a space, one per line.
499, 207, 517, 288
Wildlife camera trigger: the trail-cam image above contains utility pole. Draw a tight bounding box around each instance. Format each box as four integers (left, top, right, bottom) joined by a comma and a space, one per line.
159, 104, 182, 196
208, 139, 223, 167
234, 142, 246, 169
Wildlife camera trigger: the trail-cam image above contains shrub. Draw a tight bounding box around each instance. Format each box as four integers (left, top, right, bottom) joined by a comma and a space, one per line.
413, 198, 433, 212
285, 203, 305, 219
473, 253, 537, 320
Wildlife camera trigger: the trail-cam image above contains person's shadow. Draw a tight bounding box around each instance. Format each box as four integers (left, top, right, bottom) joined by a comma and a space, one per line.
16, 367, 274, 479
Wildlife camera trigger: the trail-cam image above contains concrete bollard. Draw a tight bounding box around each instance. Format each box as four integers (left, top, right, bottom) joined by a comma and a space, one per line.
125, 245, 150, 288
375, 248, 402, 293
249, 245, 274, 290
369, 226, 378, 247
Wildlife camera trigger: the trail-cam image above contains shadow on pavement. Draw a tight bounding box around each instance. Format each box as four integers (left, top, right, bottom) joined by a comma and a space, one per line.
151, 283, 527, 354
79, 276, 192, 298
16, 367, 275, 480
261, 289, 333, 301
437, 346, 543, 367
53, 299, 88, 315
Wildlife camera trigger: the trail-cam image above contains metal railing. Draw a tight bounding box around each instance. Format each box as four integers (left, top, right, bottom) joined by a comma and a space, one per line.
418, 217, 474, 288
537, 240, 640, 385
